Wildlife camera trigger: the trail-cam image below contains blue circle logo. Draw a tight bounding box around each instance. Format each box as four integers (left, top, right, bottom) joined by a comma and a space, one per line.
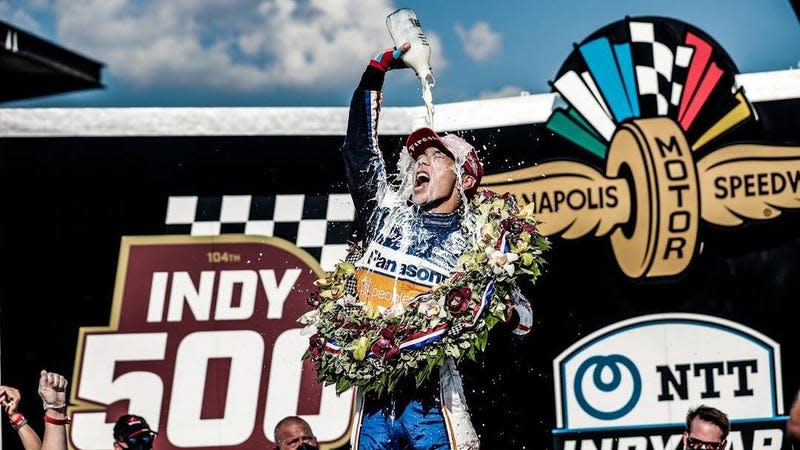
574, 354, 641, 420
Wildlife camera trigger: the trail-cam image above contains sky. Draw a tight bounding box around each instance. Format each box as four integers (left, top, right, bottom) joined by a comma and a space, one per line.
2, 0, 799, 108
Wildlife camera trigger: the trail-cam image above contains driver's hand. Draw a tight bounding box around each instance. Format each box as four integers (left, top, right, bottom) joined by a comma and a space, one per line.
369, 42, 410, 72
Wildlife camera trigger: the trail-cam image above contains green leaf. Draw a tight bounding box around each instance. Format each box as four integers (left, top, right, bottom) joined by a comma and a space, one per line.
416, 365, 432, 386
335, 377, 352, 395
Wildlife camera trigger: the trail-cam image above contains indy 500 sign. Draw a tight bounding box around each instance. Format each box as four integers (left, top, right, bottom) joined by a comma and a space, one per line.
68, 235, 353, 450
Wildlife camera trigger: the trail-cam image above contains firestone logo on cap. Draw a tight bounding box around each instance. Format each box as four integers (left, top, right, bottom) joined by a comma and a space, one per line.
407, 134, 441, 156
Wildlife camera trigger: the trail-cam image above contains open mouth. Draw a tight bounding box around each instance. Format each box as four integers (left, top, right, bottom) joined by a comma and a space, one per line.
414, 172, 430, 188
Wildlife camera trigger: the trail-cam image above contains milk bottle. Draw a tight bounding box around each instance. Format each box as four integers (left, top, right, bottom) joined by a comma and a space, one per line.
386, 8, 436, 127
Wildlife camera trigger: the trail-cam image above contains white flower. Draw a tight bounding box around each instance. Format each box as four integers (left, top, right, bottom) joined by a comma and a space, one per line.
298, 309, 319, 325
417, 297, 447, 327
299, 324, 317, 336
381, 302, 406, 319
297, 309, 320, 336
484, 246, 519, 276
336, 294, 361, 307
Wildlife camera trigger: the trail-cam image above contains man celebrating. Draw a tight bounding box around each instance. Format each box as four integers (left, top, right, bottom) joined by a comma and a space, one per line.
341, 42, 531, 450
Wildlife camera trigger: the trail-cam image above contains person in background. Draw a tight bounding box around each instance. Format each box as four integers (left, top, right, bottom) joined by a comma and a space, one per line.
273, 416, 318, 450
1, 370, 71, 450
787, 388, 800, 448
112, 414, 158, 450
683, 405, 729, 450
1, 383, 42, 450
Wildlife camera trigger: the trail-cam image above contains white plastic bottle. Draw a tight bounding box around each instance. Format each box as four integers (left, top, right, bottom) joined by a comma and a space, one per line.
386, 7, 436, 127
386, 8, 435, 86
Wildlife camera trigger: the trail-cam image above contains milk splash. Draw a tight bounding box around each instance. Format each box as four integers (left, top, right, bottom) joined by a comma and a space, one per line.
362, 142, 478, 311
421, 73, 436, 128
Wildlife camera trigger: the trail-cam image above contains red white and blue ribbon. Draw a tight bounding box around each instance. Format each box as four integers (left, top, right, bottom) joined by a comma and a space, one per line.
398, 323, 449, 351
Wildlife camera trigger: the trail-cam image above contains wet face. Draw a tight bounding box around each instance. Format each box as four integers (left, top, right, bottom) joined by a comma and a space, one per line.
683, 417, 726, 450
276, 420, 317, 450
411, 146, 461, 213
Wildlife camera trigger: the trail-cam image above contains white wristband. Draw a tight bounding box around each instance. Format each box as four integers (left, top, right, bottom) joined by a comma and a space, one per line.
42, 400, 66, 411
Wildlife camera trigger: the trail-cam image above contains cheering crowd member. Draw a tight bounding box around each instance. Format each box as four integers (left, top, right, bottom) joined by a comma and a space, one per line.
1, 384, 42, 450
2, 370, 71, 450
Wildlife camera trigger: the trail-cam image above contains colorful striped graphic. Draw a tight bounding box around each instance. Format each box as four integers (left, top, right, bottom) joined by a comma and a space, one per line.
546, 18, 752, 156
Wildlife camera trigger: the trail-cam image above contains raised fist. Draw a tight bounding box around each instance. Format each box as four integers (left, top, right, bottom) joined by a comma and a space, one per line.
38, 370, 68, 410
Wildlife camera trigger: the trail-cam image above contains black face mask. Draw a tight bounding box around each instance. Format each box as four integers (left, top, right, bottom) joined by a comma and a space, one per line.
296, 444, 319, 450
129, 443, 153, 450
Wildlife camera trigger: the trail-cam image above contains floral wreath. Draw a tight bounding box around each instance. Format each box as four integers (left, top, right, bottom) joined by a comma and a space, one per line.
299, 189, 550, 397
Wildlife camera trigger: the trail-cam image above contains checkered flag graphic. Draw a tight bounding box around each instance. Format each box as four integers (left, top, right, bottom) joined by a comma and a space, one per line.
629, 21, 694, 117
164, 194, 356, 271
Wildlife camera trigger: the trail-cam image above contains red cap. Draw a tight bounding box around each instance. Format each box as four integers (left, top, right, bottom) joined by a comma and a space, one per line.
405, 127, 484, 195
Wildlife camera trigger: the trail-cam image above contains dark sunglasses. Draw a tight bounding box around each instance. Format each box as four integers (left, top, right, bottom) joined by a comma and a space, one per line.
122, 430, 157, 449
686, 436, 725, 450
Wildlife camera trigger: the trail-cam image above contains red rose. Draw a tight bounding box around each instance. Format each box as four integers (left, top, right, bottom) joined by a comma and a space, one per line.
384, 345, 401, 360
309, 334, 325, 359
307, 291, 322, 307
501, 217, 529, 234
446, 287, 472, 314
380, 325, 397, 340
370, 333, 401, 360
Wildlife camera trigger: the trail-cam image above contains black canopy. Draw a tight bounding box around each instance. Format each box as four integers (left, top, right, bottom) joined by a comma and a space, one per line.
0, 20, 103, 103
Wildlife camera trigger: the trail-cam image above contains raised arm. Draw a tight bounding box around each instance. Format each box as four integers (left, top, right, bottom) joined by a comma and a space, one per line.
38, 370, 69, 450
342, 44, 410, 236
1, 385, 43, 450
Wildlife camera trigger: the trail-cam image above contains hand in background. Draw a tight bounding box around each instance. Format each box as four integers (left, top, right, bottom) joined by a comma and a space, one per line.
0, 385, 22, 416
38, 370, 68, 410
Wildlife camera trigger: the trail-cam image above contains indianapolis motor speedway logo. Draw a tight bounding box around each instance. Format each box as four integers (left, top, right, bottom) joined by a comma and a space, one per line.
483, 17, 800, 280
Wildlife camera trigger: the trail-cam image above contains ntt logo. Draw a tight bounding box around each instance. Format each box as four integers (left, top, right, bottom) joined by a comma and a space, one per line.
553, 313, 783, 431
574, 355, 642, 420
